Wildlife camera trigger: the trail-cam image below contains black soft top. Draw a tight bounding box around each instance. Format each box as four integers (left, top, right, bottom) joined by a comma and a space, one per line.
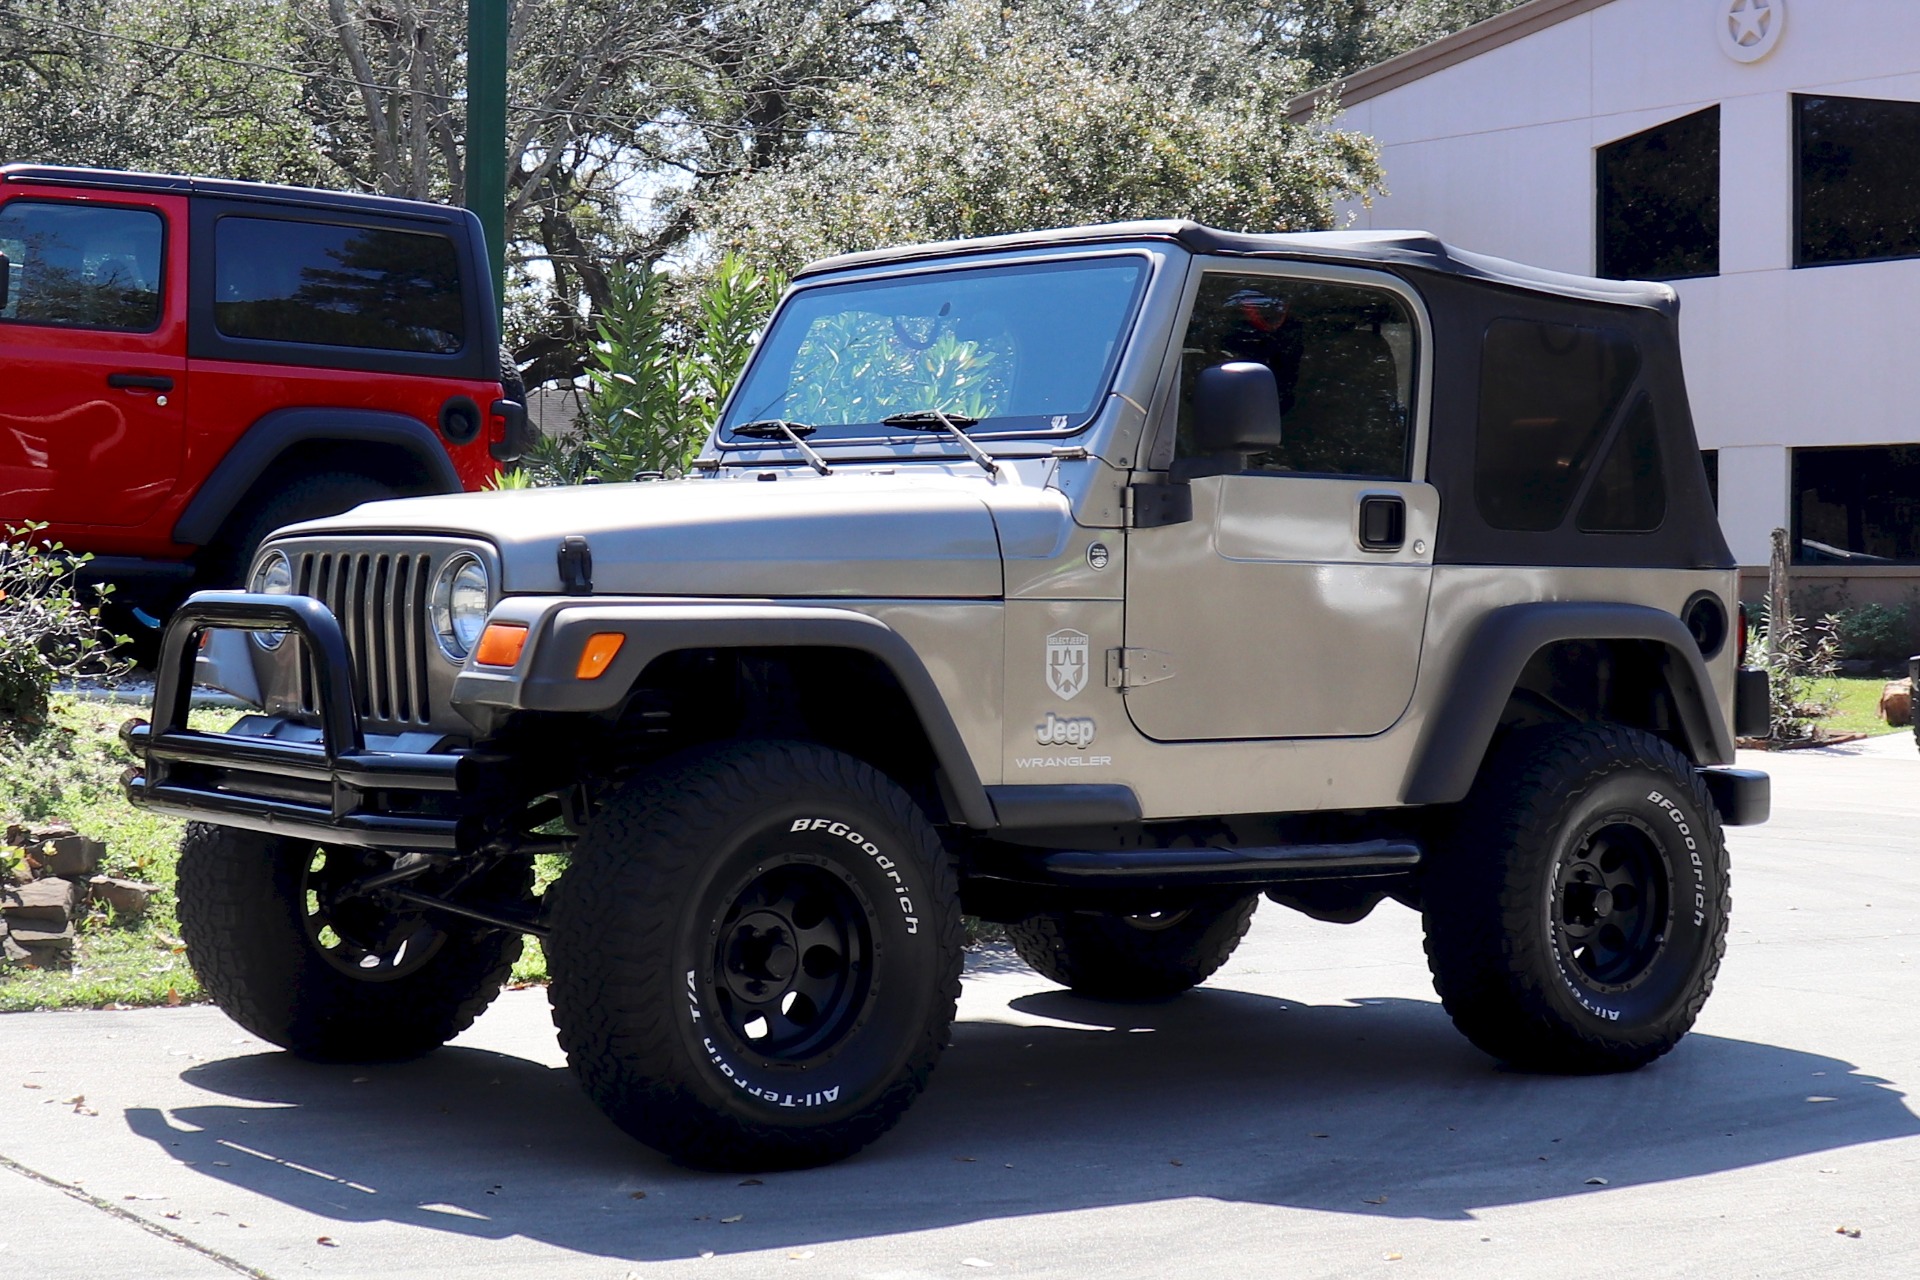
797, 220, 1679, 315
804, 220, 1728, 571
0, 164, 466, 226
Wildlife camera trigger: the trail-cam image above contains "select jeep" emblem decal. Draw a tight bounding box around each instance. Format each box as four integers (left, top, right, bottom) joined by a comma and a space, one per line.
1045, 630, 1089, 701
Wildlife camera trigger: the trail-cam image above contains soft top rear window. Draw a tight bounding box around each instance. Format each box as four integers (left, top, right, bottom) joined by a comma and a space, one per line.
722, 256, 1149, 440
1475, 318, 1642, 532
212, 216, 464, 355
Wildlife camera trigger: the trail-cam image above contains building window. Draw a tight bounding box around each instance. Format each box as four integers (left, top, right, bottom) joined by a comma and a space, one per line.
1597, 106, 1720, 281
1795, 94, 1920, 268
1792, 445, 1920, 564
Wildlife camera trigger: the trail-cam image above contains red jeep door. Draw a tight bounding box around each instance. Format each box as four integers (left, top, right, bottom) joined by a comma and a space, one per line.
0, 189, 186, 528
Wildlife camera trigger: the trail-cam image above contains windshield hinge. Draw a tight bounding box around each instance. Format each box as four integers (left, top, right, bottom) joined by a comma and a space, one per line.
1106, 647, 1175, 689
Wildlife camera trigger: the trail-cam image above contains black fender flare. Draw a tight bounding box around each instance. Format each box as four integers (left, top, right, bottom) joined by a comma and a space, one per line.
172, 408, 462, 547
452, 600, 999, 830
1402, 601, 1733, 806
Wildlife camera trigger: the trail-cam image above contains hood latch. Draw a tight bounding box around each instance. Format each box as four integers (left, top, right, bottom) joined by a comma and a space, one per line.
558, 536, 594, 595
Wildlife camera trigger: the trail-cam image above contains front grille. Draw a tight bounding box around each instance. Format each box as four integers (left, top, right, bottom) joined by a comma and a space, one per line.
294, 549, 434, 726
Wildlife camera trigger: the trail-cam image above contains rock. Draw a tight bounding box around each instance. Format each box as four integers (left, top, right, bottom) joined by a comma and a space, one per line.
1878, 681, 1911, 728
40, 836, 103, 878
6, 822, 75, 846
2, 924, 28, 966
6, 923, 74, 969
89, 876, 159, 922
2, 877, 78, 926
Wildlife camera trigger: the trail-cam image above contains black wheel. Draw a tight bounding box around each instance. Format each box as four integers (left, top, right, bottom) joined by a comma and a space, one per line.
1007, 893, 1258, 1000
203, 470, 401, 588
1421, 723, 1731, 1073
546, 740, 963, 1171
176, 824, 530, 1061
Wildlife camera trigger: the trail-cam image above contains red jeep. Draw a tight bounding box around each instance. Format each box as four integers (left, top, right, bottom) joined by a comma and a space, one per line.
0, 165, 528, 641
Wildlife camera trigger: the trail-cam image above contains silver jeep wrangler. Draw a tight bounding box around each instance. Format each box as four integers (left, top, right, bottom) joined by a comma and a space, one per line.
126, 221, 1771, 1170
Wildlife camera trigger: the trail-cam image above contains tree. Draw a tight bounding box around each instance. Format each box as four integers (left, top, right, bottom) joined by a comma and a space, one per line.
702, 0, 1385, 272
1284, 0, 1522, 87
0, 1, 320, 180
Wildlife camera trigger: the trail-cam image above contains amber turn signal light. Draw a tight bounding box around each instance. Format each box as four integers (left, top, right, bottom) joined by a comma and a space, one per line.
576, 632, 625, 680
474, 622, 529, 667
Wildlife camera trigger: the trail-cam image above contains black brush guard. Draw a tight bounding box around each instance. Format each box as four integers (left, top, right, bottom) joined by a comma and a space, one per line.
121, 592, 508, 853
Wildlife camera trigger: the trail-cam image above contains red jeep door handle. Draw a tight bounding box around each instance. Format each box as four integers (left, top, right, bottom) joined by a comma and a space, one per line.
107, 372, 175, 392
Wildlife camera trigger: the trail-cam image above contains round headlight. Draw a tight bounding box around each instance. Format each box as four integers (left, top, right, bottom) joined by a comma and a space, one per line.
248, 549, 294, 649
430, 553, 491, 661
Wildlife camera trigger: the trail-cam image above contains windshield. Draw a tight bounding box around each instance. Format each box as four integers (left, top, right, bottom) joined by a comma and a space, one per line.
721, 255, 1150, 442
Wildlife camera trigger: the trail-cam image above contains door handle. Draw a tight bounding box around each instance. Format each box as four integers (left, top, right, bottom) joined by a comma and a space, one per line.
1358, 493, 1406, 552
107, 372, 174, 392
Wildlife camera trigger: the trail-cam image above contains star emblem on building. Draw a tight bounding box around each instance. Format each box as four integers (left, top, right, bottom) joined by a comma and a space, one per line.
1728, 0, 1772, 47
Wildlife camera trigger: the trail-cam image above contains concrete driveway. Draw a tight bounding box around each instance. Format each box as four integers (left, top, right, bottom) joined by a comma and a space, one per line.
3, 737, 1916, 1278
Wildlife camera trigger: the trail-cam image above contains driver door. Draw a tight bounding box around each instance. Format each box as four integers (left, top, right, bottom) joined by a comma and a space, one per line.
1123, 262, 1438, 742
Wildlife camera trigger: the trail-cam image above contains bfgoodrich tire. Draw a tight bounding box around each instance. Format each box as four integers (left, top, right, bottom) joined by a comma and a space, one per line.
175, 825, 529, 1061
1007, 895, 1258, 1000
546, 740, 963, 1171
1421, 723, 1731, 1073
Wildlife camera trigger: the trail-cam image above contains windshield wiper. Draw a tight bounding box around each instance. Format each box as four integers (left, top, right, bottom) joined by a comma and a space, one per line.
729, 419, 832, 475
880, 409, 999, 476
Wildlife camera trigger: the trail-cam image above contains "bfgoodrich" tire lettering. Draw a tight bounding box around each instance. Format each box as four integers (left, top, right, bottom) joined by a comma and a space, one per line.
790, 817, 920, 934
1647, 789, 1707, 927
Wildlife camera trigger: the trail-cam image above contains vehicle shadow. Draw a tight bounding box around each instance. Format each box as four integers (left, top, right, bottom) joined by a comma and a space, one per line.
124, 987, 1919, 1262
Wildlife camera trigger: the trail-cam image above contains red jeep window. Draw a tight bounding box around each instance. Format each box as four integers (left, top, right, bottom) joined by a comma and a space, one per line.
0, 201, 164, 332
212, 216, 465, 355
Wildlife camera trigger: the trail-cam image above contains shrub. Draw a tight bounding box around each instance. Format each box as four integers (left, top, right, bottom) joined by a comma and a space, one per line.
526, 254, 786, 485
1758, 606, 1841, 743
1828, 601, 1917, 665
0, 525, 127, 735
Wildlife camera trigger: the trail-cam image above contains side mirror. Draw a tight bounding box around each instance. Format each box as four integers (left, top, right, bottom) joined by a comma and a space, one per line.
1193, 362, 1282, 454
0, 252, 10, 311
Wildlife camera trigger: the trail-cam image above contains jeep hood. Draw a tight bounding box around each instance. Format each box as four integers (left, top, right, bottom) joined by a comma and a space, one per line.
278, 472, 1074, 597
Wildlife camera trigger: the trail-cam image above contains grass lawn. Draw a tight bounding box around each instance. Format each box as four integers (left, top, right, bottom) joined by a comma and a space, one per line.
1, 694, 222, 1011
1, 694, 557, 1011
1819, 675, 1907, 738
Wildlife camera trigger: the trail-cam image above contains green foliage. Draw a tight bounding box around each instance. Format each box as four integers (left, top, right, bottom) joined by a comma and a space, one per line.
1287, 0, 1523, 86
1828, 601, 1917, 665
0, 525, 127, 734
704, 0, 1385, 273
486, 467, 539, 491
0, 696, 241, 1004
0, 1, 324, 181
1759, 607, 1841, 743
528, 255, 787, 483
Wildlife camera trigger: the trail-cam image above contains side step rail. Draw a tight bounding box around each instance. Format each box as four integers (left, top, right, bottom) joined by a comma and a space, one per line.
990, 839, 1422, 892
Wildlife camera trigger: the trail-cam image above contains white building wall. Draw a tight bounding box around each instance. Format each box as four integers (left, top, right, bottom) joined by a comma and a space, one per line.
1336, 0, 1920, 567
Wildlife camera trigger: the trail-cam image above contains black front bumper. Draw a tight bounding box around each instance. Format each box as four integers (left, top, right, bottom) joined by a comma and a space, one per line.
122, 592, 504, 852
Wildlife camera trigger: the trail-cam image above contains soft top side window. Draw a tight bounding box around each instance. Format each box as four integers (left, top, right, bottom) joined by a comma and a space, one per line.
212, 216, 464, 355
0, 200, 164, 333
1173, 273, 1416, 480
1475, 318, 1643, 532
